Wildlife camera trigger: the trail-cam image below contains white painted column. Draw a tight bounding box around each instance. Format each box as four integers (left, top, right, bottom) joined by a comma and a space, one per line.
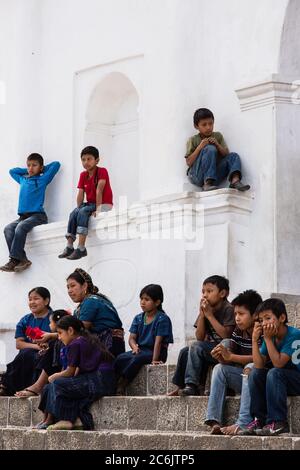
236, 74, 300, 295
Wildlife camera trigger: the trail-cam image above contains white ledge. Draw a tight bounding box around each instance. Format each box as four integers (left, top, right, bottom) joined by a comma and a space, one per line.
26, 190, 253, 245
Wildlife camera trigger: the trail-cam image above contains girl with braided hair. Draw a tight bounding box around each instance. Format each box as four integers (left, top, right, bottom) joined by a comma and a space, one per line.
38, 315, 116, 430
67, 268, 125, 357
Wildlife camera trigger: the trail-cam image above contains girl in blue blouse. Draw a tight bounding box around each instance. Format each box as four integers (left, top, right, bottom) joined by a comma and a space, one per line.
67, 268, 125, 357
114, 284, 173, 394
0, 287, 52, 396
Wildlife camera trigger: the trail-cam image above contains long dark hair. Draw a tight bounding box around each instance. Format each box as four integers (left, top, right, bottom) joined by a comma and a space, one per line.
56, 315, 114, 363
67, 268, 111, 302
50, 309, 70, 323
28, 287, 51, 307
140, 284, 165, 312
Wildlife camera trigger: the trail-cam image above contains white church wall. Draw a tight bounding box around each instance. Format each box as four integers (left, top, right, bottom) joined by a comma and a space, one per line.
2, 0, 300, 364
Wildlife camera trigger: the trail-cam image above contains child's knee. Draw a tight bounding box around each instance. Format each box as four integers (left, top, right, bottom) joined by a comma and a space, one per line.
243, 362, 254, 376
203, 144, 218, 155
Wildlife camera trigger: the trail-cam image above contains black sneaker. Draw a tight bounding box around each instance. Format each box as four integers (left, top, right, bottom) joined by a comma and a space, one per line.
237, 418, 263, 435
58, 247, 74, 258
179, 384, 199, 396
229, 181, 250, 191
0, 258, 20, 272
67, 248, 87, 260
256, 421, 289, 436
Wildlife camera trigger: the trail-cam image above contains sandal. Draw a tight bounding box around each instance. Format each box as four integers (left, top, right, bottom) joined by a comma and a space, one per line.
167, 388, 180, 396
220, 424, 241, 435
15, 388, 39, 398
34, 422, 49, 430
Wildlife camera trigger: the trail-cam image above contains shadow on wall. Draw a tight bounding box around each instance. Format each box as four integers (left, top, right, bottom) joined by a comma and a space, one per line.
85, 72, 140, 207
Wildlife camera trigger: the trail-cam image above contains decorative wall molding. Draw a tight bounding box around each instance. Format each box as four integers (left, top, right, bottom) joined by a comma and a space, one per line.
27, 190, 253, 246
85, 119, 139, 137
235, 74, 300, 111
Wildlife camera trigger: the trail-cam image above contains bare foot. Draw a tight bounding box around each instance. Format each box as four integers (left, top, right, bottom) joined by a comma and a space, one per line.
47, 420, 74, 430
221, 424, 240, 435
167, 388, 180, 396
210, 423, 223, 435
15, 388, 39, 398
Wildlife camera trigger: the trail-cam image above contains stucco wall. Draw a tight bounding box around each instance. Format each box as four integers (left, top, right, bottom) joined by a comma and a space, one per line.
1, 0, 299, 364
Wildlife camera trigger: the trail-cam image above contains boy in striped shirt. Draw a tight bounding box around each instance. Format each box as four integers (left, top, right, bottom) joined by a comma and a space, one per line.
204, 290, 262, 434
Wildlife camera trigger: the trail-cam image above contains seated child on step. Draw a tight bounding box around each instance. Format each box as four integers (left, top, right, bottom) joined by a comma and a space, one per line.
0, 287, 52, 396
180, 275, 235, 396
246, 298, 300, 436
204, 289, 263, 435
38, 316, 116, 430
15, 309, 70, 400
114, 284, 173, 394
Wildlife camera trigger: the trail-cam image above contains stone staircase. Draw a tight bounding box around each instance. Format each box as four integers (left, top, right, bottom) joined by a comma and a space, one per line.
1, 364, 300, 450
1, 296, 300, 450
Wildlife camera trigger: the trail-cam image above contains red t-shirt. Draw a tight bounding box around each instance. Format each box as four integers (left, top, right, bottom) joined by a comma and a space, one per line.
77, 167, 113, 205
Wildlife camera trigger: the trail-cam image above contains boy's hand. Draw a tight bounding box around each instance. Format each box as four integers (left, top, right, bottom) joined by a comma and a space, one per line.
252, 322, 263, 342
208, 137, 219, 147
200, 298, 214, 319
198, 138, 210, 151
132, 344, 140, 355
263, 322, 278, 339
211, 344, 232, 362
216, 344, 232, 362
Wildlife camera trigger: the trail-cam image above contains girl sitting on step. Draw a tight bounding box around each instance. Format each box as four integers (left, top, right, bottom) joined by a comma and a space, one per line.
38, 315, 116, 430
15, 309, 70, 399
0, 287, 52, 396
114, 284, 173, 395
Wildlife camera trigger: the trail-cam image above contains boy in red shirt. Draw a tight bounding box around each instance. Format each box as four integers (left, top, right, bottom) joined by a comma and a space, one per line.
58, 146, 113, 260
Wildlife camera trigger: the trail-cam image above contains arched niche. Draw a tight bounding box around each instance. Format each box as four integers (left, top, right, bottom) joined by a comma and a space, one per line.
279, 0, 300, 76
84, 72, 139, 206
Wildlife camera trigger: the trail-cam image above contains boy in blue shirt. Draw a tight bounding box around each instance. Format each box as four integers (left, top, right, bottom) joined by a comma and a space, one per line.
185, 108, 250, 192
246, 298, 300, 436
0, 153, 60, 272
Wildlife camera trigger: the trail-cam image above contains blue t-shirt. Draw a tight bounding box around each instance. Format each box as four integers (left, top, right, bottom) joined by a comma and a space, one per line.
74, 295, 122, 334
260, 326, 300, 371
9, 161, 60, 214
14, 310, 52, 342
129, 311, 173, 350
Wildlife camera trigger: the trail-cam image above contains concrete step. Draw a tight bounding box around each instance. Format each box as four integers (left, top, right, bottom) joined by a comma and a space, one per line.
126, 364, 177, 396
1, 395, 300, 434
0, 427, 299, 450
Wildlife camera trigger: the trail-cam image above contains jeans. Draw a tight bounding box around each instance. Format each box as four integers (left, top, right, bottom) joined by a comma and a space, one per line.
4, 212, 48, 260
184, 341, 217, 386
249, 367, 300, 424
172, 346, 189, 388
205, 363, 252, 426
66, 203, 96, 239
114, 348, 168, 383
188, 144, 242, 187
